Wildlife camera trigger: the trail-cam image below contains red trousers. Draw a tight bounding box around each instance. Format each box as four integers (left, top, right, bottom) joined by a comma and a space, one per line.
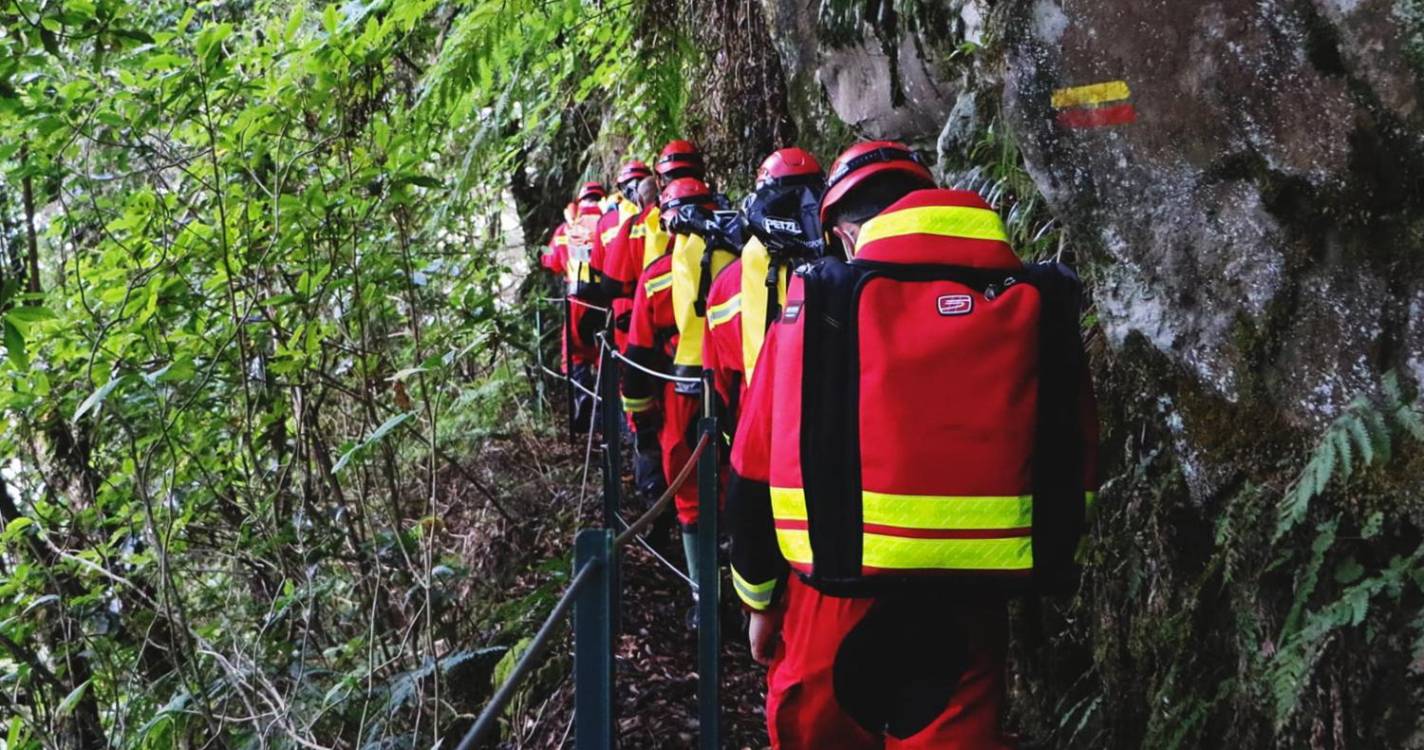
562, 303, 599, 369
611, 297, 633, 353
660, 389, 704, 527
766, 576, 1015, 750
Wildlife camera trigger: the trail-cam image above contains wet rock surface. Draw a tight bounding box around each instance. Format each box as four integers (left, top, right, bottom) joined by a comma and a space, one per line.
747, 1, 1424, 747
1001, 0, 1423, 442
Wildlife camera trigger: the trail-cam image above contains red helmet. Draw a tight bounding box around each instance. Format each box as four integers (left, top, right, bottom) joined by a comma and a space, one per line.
820, 141, 934, 224
658, 177, 714, 211
655, 139, 704, 179
616, 160, 652, 186
755, 147, 823, 189
578, 181, 606, 203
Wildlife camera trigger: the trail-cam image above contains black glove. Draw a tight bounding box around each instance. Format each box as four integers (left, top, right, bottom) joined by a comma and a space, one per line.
631, 410, 662, 452
634, 449, 667, 501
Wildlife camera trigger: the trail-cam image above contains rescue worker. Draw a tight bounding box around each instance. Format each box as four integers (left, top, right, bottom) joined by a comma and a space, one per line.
605, 141, 713, 556
727, 141, 1100, 749
591, 160, 655, 351
600, 141, 703, 309
597, 163, 668, 508
541, 202, 576, 276
702, 147, 828, 420
562, 181, 608, 432
623, 176, 733, 622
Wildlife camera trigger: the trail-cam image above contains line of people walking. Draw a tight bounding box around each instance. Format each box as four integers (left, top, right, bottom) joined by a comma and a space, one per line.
537, 138, 1100, 749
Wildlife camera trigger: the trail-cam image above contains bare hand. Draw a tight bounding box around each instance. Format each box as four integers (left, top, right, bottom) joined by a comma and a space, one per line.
748, 610, 781, 666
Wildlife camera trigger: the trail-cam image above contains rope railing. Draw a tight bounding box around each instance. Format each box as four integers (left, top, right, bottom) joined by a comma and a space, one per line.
539, 365, 602, 402
596, 331, 702, 385
513, 291, 723, 749
615, 433, 707, 547
455, 427, 713, 750
615, 510, 699, 589
541, 295, 611, 314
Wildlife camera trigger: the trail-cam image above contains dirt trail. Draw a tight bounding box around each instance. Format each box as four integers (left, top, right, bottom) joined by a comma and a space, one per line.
500, 432, 770, 748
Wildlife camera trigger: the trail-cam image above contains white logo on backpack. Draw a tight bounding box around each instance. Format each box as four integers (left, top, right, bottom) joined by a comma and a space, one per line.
936, 294, 973, 316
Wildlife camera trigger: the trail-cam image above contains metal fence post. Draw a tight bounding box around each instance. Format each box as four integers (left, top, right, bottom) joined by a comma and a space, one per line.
574, 529, 615, 749
563, 297, 576, 443
696, 380, 721, 749
600, 342, 622, 530
534, 306, 546, 421
599, 339, 624, 636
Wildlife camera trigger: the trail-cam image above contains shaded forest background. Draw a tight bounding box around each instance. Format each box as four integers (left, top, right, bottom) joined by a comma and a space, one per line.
0, 0, 1421, 748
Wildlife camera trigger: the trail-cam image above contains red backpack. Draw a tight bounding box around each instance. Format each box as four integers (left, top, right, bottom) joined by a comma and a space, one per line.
764, 190, 1090, 595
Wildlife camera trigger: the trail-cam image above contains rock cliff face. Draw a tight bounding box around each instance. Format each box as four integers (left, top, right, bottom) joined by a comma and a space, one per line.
752, 0, 1424, 746
1003, 0, 1424, 494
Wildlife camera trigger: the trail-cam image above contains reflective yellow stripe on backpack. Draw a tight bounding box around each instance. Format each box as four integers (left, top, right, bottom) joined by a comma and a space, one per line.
768, 486, 1036, 571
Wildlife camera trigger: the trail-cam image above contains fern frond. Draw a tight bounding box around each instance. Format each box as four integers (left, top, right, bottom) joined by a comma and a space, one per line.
1361, 404, 1393, 464
1333, 425, 1357, 480
1394, 399, 1424, 442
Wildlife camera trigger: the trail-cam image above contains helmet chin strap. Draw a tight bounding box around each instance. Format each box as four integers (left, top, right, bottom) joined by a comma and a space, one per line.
830, 225, 858, 259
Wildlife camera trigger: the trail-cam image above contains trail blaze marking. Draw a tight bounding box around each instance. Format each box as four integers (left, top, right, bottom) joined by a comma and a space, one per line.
1052, 79, 1137, 129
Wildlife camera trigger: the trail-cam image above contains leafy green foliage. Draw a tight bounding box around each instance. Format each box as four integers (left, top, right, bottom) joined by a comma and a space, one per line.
0, 0, 683, 746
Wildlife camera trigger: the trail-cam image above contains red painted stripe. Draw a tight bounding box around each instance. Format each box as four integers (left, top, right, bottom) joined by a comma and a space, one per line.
775, 519, 809, 531
1056, 102, 1137, 129
862, 524, 1033, 540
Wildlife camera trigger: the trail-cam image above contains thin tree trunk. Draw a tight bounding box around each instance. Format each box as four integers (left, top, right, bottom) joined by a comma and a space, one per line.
0, 478, 108, 749
20, 144, 40, 296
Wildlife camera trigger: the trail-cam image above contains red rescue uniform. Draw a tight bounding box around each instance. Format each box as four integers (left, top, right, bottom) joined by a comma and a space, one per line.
623, 253, 706, 527
729, 189, 1100, 749
702, 258, 745, 416
591, 195, 643, 350
543, 222, 569, 275
563, 201, 605, 367
603, 205, 670, 350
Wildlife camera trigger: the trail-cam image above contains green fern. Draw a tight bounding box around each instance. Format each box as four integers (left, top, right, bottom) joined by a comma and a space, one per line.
1268, 541, 1424, 728
1274, 372, 1421, 538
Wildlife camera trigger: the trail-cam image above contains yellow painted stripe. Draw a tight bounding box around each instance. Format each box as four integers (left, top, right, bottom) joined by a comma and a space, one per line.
708, 293, 742, 328
856, 206, 1009, 250
1085, 491, 1097, 513
771, 487, 1032, 530
1051, 80, 1131, 109
643, 273, 673, 295
770, 487, 808, 521
862, 534, 1033, 571
731, 567, 776, 609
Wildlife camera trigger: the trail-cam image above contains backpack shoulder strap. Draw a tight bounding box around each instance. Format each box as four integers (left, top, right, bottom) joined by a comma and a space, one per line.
1021, 261, 1089, 593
